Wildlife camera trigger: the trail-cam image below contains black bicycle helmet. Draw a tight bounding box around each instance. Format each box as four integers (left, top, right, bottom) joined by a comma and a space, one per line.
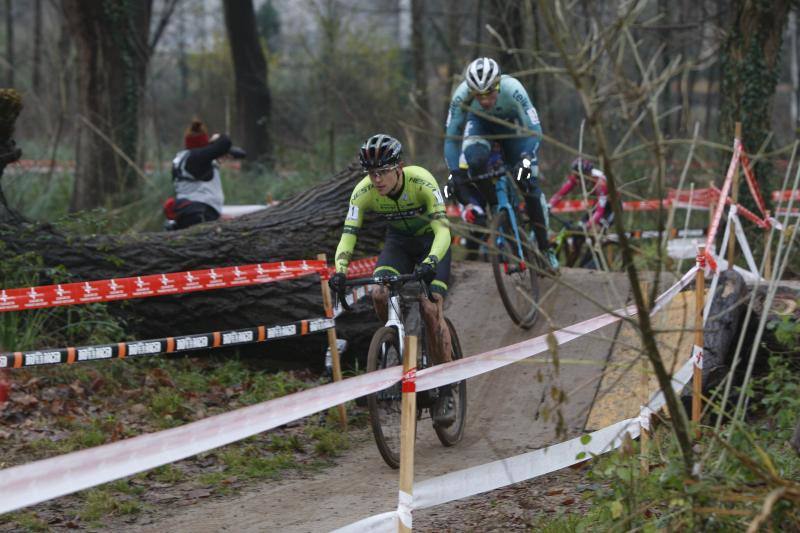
571, 157, 594, 175
359, 134, 403, 170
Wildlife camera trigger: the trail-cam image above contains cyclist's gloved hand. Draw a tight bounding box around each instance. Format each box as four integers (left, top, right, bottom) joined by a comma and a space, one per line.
328, 272, 347, 295
515, 153, 538, 182
415, 258, 438, 285
444, 169, 468, 200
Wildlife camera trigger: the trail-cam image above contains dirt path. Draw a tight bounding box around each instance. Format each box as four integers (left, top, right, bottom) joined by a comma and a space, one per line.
123, 263, 639, 532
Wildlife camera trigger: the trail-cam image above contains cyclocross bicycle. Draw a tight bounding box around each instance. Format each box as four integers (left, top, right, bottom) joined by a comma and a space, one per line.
465, 164, 544, 329
335, 271, 466, 469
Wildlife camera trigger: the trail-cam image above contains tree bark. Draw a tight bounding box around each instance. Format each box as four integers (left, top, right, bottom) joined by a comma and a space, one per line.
32, 0, 41, 94
1, 145, 384, 361
719, 0, 791, 211
223, 0, 271, 167
4, 0, 13, 88
410, 0, 430, 147
62, 0, 153, 211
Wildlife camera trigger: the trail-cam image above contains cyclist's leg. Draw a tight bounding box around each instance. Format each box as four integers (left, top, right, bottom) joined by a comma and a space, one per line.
418, 243, 453, 365
372, 231, 415, 322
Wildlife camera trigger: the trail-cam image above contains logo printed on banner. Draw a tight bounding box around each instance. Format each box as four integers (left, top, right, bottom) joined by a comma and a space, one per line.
279, 262, 288, 273
77, 346, 113, 361
308, 318, 334, 332
107, 278, 128, 298
25, 286, 46, 307
184, 271, 202, 290
230, 266, 249, 285
157, 274, 177, 294
222, 331, 254, 345
53, 284, 75, 304
207, 269, 225, 287
133, 276, 154, 295
128, 341, 162, 356
301, 260, 309, 270
25, 351, 61, 366
267, 325, 296, 339
255, 264, 272, 281
80, 282, 101, 302
176, 336, 209, 351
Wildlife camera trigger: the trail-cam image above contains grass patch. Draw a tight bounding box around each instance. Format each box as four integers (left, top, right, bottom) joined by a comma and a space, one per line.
149, 464, 186, 484
308, 425, 349, 457
534, 349, 800, 531
79, 487, 142, 523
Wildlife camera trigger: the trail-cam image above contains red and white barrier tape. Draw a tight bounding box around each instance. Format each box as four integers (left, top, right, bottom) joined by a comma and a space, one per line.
739, 151, 769, 218
705, 139, 741, 254
0, 260, 327, 313
772, 189, 800, 202
0, 317, 335, 369
0, 264, 697, 517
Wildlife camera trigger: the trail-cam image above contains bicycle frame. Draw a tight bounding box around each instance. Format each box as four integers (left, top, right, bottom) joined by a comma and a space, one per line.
386, 294, 406, 357
491, 173, 528, 262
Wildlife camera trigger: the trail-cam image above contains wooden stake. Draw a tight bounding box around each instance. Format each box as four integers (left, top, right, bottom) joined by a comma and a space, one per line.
398, 335, 417, 533
728, 123, 742, 269
317, 253, 347, 429
693, 246, 706, 439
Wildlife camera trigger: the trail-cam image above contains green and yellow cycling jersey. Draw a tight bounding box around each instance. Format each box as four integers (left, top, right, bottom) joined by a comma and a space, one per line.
334, 166, 451, 273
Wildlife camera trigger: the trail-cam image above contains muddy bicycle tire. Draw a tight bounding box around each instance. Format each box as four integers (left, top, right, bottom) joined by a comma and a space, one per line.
433, 317, 467, 446
488, 210, 540, 329
367, 326, 404, 469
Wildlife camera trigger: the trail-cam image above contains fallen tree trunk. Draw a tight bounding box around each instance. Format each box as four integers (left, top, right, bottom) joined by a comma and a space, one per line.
0, 91, 385, 365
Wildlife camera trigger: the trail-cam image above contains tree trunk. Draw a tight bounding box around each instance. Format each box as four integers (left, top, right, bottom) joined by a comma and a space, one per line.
719, 0, 791, 211
62, 0, 153, 211
32, 0, 41, 94
1, 146, 383, 362
4, 0, 13, 88
223, 0, 271, 168
410, 0, 430, 145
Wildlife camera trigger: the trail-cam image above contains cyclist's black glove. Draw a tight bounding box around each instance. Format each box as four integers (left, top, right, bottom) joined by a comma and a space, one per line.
328, 272, 347, 295
415, 259, 437, 285
445, 169, 471, 204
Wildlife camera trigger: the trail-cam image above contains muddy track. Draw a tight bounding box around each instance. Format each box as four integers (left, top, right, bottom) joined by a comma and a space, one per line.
123, 262, 639, 532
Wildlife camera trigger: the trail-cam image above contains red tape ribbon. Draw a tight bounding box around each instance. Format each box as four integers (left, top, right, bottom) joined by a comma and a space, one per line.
402, 367, 417, 393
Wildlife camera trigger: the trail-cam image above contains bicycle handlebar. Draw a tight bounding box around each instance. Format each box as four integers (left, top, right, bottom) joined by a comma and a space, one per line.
464, 165, 508, 183
334, 272, 433, 312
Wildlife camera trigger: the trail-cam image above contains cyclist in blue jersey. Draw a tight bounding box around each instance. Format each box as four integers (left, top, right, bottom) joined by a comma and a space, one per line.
443, 57, 558, 270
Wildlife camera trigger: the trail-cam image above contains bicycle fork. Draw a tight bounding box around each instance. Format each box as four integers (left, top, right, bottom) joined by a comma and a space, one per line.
494, 177, 528, 272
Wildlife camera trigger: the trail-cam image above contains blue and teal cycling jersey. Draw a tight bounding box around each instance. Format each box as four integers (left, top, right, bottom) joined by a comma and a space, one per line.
444, 75, 543, 171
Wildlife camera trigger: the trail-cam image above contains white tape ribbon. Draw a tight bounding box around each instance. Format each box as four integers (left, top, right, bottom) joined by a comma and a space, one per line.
397, 490, 413, 529
638, 405, 653, 432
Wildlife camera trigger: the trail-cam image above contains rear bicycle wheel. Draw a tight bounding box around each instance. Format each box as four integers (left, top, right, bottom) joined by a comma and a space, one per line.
433, 317, 467, 446
488, 210, 540, 329
367, 327, 404, 469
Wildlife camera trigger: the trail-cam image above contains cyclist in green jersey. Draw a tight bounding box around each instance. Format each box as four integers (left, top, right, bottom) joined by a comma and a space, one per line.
329, 134, 456, 427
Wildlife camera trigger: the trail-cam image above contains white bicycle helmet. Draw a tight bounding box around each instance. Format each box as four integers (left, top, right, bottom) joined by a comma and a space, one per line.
465, 57, 501, 93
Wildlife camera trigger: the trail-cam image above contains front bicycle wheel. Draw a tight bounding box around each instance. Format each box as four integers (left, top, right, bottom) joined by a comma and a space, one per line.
367, 327, 404, 469
433, 317, 467, 446
488, 210, 540, 329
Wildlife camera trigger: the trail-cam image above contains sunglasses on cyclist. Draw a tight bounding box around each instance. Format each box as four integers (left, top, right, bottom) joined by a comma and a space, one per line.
368, 165, 399, 179
472, 83, 500, 97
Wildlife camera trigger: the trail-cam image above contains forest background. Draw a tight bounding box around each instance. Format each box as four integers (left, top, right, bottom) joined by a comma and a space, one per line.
1, 0, 798, 231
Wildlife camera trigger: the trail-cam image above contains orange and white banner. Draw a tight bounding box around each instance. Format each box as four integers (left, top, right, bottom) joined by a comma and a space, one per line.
0, 260, 328, 313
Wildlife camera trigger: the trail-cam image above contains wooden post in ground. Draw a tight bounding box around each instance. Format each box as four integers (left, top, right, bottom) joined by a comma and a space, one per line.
317, 253, 347, 429
397, 335, 418, 533
693, 246, 706, 439
728, 123, 742, 269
